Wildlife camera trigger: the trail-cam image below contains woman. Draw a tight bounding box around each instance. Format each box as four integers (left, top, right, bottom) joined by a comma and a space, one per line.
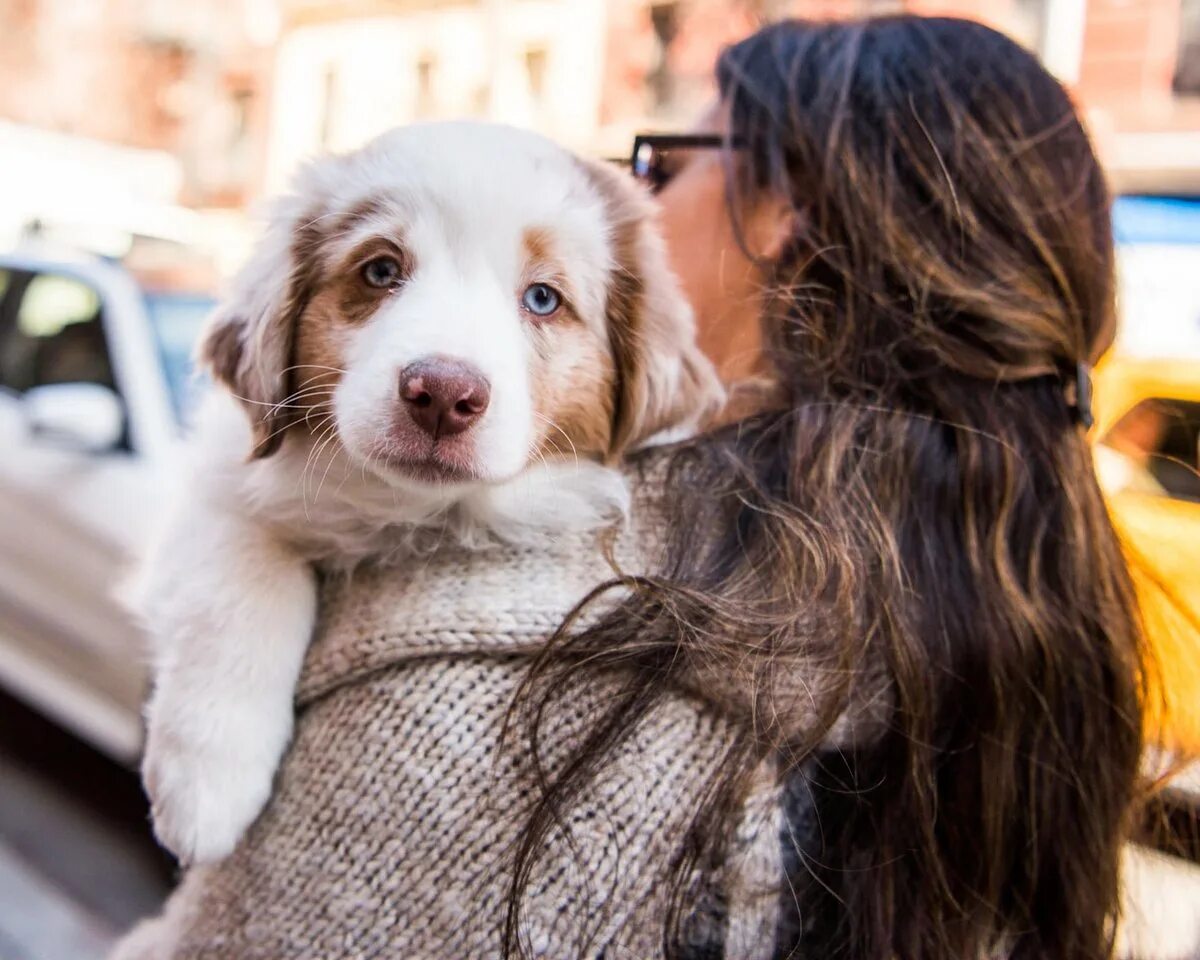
509, 15, 1145, 960
114, 15, 1145, 960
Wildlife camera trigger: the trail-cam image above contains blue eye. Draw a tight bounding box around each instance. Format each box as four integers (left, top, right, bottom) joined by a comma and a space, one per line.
361, 256, 404, 289
521, 283, 561, 318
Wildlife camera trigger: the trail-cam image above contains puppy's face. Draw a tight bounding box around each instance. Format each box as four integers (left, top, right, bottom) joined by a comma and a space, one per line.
203, 123, 720, 490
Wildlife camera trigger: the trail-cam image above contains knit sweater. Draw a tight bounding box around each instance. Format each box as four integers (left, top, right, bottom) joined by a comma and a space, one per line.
109, 476, 787, 960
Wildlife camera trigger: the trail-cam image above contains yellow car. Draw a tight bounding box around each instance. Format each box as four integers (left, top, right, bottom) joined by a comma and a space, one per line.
1092, 357, 1200, 756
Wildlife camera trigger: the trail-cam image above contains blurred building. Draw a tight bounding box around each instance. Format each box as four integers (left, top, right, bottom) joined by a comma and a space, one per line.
264, 0, 609, 191
599, 0, 1075, 139
260, 0, 1199, 193
0, 0, 284, 274
0, 0, 280, 207
0, 0, 1197, 229
0, 0, 278, 262
597, 0, 1200, 189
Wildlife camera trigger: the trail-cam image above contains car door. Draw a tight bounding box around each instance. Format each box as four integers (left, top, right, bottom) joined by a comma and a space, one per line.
0, 265, 156, 761
1094, 370, 1200, 756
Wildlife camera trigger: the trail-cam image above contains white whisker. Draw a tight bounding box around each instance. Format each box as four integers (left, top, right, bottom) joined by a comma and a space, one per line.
531, 412, 580, 468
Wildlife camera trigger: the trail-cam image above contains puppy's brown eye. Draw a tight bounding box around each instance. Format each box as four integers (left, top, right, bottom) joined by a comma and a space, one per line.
521, 283, 561, 318
361, 256, 404, 289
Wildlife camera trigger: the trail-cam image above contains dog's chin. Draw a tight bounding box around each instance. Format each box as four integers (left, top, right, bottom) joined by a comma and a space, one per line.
349, 431, 490, 490
370, 454, 481, 487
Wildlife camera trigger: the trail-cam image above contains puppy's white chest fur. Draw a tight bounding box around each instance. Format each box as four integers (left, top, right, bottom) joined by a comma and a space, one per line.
254, 443, 631, 565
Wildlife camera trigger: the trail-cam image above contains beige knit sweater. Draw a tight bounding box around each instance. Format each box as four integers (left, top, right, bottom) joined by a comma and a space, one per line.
110, 481, 785, 960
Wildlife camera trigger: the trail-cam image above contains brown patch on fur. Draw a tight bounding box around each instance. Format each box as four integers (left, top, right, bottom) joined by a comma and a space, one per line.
333, 196, 387, 237
199, 196, 403, 460
291, 287, 352, 439
574, 159, 654, 458
529, 321, 616, 459
248, 208, 327, 458
522, 226, 556, 270
521, 225, 617, 459
337, 237, 413, 324
519, 226, 574, 318
289, 235, 413, 442
195, 201, 327, 459
199, 317, 244, 394
576, 158, 723, 458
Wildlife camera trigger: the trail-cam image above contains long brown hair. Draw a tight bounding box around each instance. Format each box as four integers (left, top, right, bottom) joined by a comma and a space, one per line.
505, 16, 1146, 960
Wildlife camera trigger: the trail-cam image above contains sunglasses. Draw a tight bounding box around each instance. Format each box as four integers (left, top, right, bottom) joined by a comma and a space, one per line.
615, 133, 743, 193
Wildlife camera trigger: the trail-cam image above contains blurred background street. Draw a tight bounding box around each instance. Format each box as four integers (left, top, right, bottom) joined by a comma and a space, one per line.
4, 0, 1200, 249
0, 690, 171, 959
0, 0, 1198, 957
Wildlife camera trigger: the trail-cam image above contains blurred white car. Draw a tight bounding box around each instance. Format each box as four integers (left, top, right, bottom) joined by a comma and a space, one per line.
0, 250, 211, 763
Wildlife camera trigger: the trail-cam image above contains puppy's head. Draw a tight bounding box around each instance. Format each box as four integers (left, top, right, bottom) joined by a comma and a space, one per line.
201, 122, 721, 489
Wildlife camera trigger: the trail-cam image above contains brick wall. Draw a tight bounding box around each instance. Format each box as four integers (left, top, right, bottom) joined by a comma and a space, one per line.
0, 0, 179, 148
0, 0, 271, 207
1078, 0, 1200, 132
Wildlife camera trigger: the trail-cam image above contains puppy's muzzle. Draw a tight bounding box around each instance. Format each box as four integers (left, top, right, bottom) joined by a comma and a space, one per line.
399, 357, 491, 440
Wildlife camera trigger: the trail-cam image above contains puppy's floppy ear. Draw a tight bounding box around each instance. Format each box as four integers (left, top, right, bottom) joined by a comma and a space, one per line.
579, 160, 724, 459
198, 192, 324, 459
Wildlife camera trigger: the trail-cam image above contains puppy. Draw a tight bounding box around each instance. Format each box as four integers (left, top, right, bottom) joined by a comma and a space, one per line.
137, 122, 722, 864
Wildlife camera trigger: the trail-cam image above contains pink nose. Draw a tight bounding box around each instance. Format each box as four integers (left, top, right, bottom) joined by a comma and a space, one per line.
399, 357, 491, 439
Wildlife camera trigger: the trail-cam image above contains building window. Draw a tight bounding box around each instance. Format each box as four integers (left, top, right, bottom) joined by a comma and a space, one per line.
1176, 0, 1200, 95
647, 2, 679, 112
1097, 399, 1200, 503
319, 64, 339, 149
525, 47, 548, 104
2, 272, 115, 398
1009, 0, 1049, 58
415, 54, 437, 120
230, 88, 252, 143
227, 87, 253, 182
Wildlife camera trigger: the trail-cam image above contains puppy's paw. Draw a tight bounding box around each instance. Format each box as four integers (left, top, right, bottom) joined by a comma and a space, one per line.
142, 722, 285, 865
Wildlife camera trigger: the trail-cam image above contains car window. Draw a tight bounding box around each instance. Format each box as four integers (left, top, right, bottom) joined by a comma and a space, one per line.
1096, 398, 1200, 503
1114, 196, 1200, 358
142, 290, 214, 423
0, 269, 129, 447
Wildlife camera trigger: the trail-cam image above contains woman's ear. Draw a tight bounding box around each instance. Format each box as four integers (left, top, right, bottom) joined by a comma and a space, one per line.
580, 160, 725, 458
198, 192, 324, 459
742, 188, 799, 266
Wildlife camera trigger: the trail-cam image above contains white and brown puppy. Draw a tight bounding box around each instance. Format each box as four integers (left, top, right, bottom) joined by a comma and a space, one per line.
138, 122, 722, 864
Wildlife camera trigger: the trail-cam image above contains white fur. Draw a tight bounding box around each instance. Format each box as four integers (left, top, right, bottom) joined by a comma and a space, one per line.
138, 122, 713, 864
